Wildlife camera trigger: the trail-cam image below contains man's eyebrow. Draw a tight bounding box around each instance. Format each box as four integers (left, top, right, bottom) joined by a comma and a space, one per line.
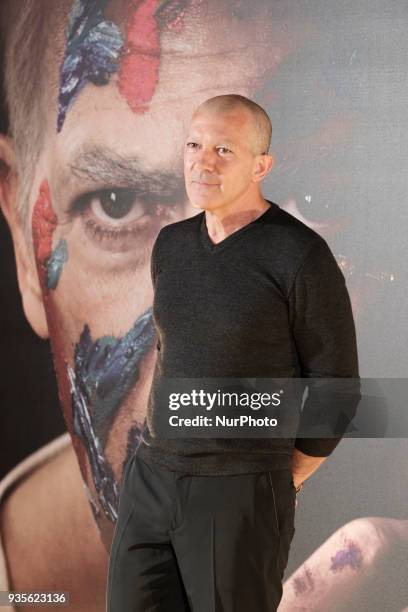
67, 146, 184, 197
185, 135, 236, 147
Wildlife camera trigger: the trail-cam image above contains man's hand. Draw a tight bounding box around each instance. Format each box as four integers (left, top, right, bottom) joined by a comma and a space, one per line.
291, 447, 327, 489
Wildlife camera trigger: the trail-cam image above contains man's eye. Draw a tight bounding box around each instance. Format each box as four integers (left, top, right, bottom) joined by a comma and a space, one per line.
186, 142, 199, 149
217, 147, 232, 154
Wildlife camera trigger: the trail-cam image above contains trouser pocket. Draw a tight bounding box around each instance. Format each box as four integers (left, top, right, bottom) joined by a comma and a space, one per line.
267, 471, 281, 535
267, 470, 296, 580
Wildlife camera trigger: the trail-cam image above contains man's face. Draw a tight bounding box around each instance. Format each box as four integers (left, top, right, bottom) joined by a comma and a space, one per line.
2, 0, 292, 545
184, 108, 261, 212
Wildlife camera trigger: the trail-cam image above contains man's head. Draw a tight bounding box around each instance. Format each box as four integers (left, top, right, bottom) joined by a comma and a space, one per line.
184, 94, 274, 213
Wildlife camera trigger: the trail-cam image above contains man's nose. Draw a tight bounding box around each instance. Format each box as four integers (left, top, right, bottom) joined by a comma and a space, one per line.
194, 148, 217, 171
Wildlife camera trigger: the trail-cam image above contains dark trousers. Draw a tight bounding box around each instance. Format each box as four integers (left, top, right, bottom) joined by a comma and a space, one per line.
106, 449, 296, 612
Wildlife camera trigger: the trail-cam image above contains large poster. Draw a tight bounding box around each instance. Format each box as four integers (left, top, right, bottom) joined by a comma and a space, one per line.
0, 1, 407, 610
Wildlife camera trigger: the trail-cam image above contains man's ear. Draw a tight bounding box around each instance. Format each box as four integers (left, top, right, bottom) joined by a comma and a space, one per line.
0, 135, 49, 339
252, 153, 274, 183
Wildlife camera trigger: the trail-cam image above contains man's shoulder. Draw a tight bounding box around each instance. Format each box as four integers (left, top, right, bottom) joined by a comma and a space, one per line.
0, 434, 107, 607
264, 201, 328, 262
0, 433, 71, 504
0, 434, 71, 592
266, 201, 323, 242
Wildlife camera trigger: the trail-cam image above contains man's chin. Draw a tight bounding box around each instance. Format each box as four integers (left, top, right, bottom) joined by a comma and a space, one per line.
189, 199, 220, 212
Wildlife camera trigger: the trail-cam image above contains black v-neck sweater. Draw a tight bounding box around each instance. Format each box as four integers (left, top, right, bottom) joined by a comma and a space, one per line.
138, 201, 359, 475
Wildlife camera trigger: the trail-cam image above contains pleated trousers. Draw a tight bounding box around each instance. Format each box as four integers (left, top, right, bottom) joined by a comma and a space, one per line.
106, 449, 296, 612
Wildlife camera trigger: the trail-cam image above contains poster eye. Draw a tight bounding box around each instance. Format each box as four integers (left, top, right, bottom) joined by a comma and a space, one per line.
71, 188, 145, 224
98, 189, 136, 220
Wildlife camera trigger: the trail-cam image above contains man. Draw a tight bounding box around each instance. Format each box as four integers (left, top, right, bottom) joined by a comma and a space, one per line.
106, 94, 359, 611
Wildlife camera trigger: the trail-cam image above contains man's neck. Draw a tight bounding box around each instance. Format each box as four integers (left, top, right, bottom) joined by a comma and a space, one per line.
204, 198, 271, 243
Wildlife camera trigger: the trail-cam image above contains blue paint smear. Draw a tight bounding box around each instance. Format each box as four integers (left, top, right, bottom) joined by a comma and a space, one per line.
330, 542, 363, 572
45, 239, 68, 289
69, 308, 156, 521
57, 0, 123, 132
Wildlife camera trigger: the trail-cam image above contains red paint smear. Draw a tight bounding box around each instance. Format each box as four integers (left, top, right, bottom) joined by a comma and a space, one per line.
32, 180, 58, 292
31, 180, 76, 446
118, 0, 161, 112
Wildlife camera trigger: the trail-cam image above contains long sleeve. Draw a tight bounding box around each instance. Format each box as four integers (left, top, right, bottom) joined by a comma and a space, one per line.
288, 238, 360, 457
150, 230, 163, 352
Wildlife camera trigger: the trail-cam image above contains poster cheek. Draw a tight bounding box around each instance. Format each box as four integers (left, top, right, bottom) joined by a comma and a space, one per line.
31, 180, 73, 437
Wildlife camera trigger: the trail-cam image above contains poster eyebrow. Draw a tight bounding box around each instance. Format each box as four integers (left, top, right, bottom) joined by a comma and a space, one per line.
67, 145, 183, 196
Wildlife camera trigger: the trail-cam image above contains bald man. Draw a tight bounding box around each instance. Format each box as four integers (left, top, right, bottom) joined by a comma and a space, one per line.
106, 94, 359, 612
